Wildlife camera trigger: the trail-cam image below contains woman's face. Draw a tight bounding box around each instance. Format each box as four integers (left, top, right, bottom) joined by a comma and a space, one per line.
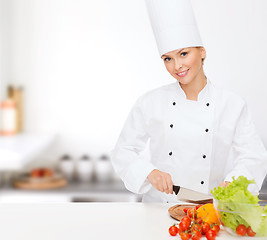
161, 47, 206, 85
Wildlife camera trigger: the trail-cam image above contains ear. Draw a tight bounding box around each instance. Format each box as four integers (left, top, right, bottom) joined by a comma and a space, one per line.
200, 47, 206, 59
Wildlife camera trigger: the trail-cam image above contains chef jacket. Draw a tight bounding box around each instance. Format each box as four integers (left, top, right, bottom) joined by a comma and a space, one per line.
111, 79, 267, 202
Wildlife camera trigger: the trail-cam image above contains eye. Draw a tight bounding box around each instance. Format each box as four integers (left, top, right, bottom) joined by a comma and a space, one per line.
163, 57, 171, 62
181, 52, 188, 56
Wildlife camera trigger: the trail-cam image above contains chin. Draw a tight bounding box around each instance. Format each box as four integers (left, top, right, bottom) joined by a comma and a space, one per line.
178, 78, 192, 85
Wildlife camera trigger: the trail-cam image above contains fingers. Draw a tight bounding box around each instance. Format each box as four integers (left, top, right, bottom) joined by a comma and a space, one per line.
163, 174, 173, 194
219, 181, 230, 187
157, 178, 164, 192
166, 174, 173, 194
162, 179, 169, 194
147, 170, 173, 194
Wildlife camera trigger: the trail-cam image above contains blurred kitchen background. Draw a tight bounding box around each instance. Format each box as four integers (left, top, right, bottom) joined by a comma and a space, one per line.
0, 0, 267, 203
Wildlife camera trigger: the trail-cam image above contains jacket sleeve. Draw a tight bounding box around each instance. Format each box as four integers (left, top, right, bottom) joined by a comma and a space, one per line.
111, 97, 157, 194
224, 102, 267, 192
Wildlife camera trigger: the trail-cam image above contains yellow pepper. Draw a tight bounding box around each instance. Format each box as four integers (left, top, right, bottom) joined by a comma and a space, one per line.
196, 203, 220, 225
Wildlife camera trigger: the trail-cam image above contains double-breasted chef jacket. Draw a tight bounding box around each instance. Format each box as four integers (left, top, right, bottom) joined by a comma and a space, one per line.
111, 79, 267, 202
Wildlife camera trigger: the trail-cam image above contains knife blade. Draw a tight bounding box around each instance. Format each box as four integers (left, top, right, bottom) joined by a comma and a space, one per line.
173, 185, 213, 204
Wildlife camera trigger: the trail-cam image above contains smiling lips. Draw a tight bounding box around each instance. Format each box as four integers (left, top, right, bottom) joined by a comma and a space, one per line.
176, 69, 189, 77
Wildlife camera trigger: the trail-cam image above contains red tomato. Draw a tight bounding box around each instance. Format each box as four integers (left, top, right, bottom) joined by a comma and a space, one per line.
202, 222, 211, 235
30, 169, 42, 178
179, 220, 190, 231
168, 225, 178, 236
192, 224, 202, 233
195, 204, 203, 210
205, 230, 217, 240
187, 208, 197, 219
247, 226, 256, 237
195, 217, 203, 225
183, 207, 189, 214
180, 232, 191, 240
191, 230, 202, 240
210, 224, 220, 234
181, 216, 191, 225
236, 224, 247, 236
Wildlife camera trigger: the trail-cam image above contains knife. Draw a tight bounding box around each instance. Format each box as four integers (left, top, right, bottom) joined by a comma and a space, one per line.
173, 185, 213, 204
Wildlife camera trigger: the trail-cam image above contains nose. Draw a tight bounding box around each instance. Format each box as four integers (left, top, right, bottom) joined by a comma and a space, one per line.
174, 61, 183, 71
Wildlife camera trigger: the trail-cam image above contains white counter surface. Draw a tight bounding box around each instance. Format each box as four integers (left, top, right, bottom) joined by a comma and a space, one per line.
0, 203, 263, 240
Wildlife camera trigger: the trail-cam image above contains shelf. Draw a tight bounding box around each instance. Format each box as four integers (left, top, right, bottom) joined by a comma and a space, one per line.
0, 133, 55, 170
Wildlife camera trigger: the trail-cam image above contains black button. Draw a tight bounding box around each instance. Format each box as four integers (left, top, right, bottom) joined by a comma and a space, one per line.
169, 152, 172, 156
205, 129, 209, 132
170, 124, 173, 128
206, 103, 210, 106
173, 102, 176, 105
203, 155, 206, 159
201, 181, 204, 184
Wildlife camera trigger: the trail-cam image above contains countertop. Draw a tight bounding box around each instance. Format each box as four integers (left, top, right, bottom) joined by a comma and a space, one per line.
0, 203, 262, 240
0, 179, 141, 202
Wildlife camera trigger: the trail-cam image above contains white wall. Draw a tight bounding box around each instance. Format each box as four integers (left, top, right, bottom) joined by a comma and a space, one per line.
3, 0, 267, 162
0, 0, 8, 102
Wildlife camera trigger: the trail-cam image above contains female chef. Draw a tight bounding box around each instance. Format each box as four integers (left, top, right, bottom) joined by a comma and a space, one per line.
111, 0, 267, 202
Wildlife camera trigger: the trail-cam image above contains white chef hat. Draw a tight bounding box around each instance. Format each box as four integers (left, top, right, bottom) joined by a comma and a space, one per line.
145, 0, 203, 56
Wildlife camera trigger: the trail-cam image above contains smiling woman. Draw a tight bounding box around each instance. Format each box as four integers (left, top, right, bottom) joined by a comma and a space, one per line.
161, 47, 206, 101
110, 0, 267, 203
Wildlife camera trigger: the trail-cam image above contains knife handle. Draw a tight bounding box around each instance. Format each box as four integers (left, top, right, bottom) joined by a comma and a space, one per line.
173, 185, 180, 195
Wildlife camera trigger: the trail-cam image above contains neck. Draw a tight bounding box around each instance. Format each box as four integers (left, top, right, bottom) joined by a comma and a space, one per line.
179, 68, 207, 101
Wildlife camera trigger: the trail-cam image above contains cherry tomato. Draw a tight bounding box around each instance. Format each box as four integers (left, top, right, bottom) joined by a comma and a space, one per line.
187, 208, 197, 219
205, 230, 217, 240
30, 169, 42, 178
202, 222, 211, 235
210, 224, 220, 234
181, 216, 191, 225
191, 230, 202, 240
180, 232, 191, 240
179, 220, 190, 231
168, 225, 178, 236
247, 226, 256, 237
195, 217, 203, 225
195, 204, 203, 210
192, 224, 202, 233
188, 232, 192, 238
236, 224, 247, 236
183, 207, 189, 214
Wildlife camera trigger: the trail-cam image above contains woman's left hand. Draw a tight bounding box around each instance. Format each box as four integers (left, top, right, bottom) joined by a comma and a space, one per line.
219, 181, 230, 187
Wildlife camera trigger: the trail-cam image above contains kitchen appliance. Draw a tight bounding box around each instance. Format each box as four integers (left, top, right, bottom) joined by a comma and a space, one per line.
95, 154, 113, 182
76, 155, 94, 182
58, 155, 74, 181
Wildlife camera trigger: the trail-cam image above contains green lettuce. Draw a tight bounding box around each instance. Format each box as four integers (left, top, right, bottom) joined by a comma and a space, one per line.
259, 207, 267, 236
211, 176, 266, 237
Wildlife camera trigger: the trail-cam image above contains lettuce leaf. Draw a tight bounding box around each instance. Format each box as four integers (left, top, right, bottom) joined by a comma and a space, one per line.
259, 206, 267, 236
211, 176, 266, 236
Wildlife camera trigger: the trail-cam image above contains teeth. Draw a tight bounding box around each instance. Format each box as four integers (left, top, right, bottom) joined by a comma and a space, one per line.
178, 70, 187, 76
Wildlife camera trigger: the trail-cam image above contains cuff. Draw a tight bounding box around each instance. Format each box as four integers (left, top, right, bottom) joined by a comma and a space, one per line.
124, 161, 157, 194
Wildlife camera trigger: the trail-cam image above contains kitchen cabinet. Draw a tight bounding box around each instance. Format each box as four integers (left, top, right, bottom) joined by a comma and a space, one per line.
0, 203, 256, 240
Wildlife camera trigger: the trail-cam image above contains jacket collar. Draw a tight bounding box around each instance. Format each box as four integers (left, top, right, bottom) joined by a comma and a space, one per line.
175, 78, 211, 102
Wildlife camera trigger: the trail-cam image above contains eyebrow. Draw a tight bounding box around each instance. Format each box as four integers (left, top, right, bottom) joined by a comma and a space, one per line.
161, 48, 186, 58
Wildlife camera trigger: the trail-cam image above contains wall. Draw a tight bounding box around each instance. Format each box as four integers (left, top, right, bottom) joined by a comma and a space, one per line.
0, 0, 8, 102
3, 0, 267, 163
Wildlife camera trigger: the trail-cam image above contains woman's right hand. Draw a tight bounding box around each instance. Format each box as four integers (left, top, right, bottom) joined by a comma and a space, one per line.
147, 169, 173, 194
